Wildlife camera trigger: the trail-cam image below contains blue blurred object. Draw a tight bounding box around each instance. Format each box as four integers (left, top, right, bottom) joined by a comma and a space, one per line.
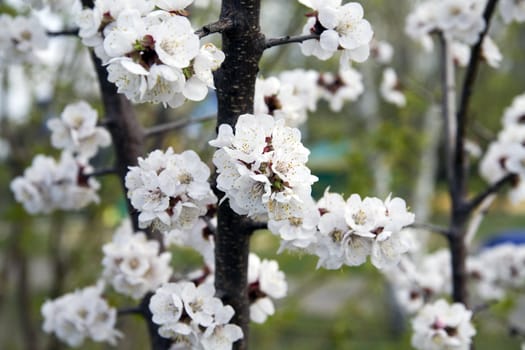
482, 230, 525, 248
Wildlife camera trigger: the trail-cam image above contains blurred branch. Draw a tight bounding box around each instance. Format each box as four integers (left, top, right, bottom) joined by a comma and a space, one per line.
144, 114, 216, 138
265, 34, 319, 49
47, 29, 79, 36
49, 214, 67, 299
440, 33, 468, 306
118, 306, 143, 316
467, 173, 517, 213
454, 0, 499, 205
84, 168, 118, 178
85, 167, 118, 178
195, 18, 234, 38
440, 34, 457, 202
13, 229, 39, 350
409, 222, 451, 237
464, 194, 496, 246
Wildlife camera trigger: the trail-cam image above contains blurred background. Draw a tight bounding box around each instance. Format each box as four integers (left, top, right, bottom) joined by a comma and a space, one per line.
1, 0, 525, 348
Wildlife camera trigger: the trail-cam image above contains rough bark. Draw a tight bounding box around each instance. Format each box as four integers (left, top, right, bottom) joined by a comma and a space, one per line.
213, 1, 265, 349
89, 53, 145, 232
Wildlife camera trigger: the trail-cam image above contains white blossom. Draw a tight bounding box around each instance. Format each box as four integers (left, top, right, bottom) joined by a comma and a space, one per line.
298, 1, 373, 65
126, 148, 216, 231
150, 281, 243, 348
42, 282, 121, 347
411, 299, 476, 350
254, 76, 310, 128
47, 101, 111, 160
406, 0, 486, 48
0, 14, 48, 65
11, 152, 100, 214
499, 0, 525, 23
313, 190, 415, 270
210, 114, 317, 222
370, 40, 394, 64
380, 68, 406, 107
318, 68, 364, 112
247, 253, 287, 323
102, 220, 172, 299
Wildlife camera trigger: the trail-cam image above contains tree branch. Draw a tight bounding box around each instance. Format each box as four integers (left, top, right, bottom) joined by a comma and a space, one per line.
144, 114, 216, 138
265, 34, 319, 49
467, 173, 517, 212
195, 18, 234, 38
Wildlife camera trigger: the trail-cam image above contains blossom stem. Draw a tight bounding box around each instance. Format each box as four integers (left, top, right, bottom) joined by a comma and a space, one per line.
144, 114, 216, 137
265, 34, 320, 49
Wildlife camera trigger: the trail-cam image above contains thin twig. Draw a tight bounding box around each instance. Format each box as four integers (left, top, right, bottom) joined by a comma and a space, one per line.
472, 300, 497, 316
454, 0, 499, 208
195, 18, 234, 38
47, 29, 80, 36
409, 222, 451, 237
118, 306, 143, 316
265, 34, 320, 49
85, 167, 118, 178
467, 173, 517, 212
144, 115, 216, 137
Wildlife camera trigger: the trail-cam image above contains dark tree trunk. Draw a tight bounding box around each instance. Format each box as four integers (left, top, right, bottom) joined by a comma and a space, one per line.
213, 1, 265, 349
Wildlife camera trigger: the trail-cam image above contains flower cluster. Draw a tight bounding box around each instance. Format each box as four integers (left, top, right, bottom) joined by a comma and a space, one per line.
384, 242, 525, 316
382, 249, 451, 314
499, 0, 525, 23
312, 190, 415, 270
0, 14, 48, 66
125, 148, 216, 231
11, 152, 100, 214
41, 282, 121, 347
467, 243, 525, 301
254, 76, 312, 128
370, 39, 394, 65
406, 0, 486, 50
248, 253, 287, 323
77, 0, 225, 107
47, 101, 111, 161
298, 1, 373, 67
450, 37, 502, 69
411, 299, 476, 350
149, 281, 243, 349
256, 67, 365, 123
164, 217, 216, 268
480, 93, 525, 203
317, 67, 364, 112
210, 113, 317, 233
102, 220, 173, 299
